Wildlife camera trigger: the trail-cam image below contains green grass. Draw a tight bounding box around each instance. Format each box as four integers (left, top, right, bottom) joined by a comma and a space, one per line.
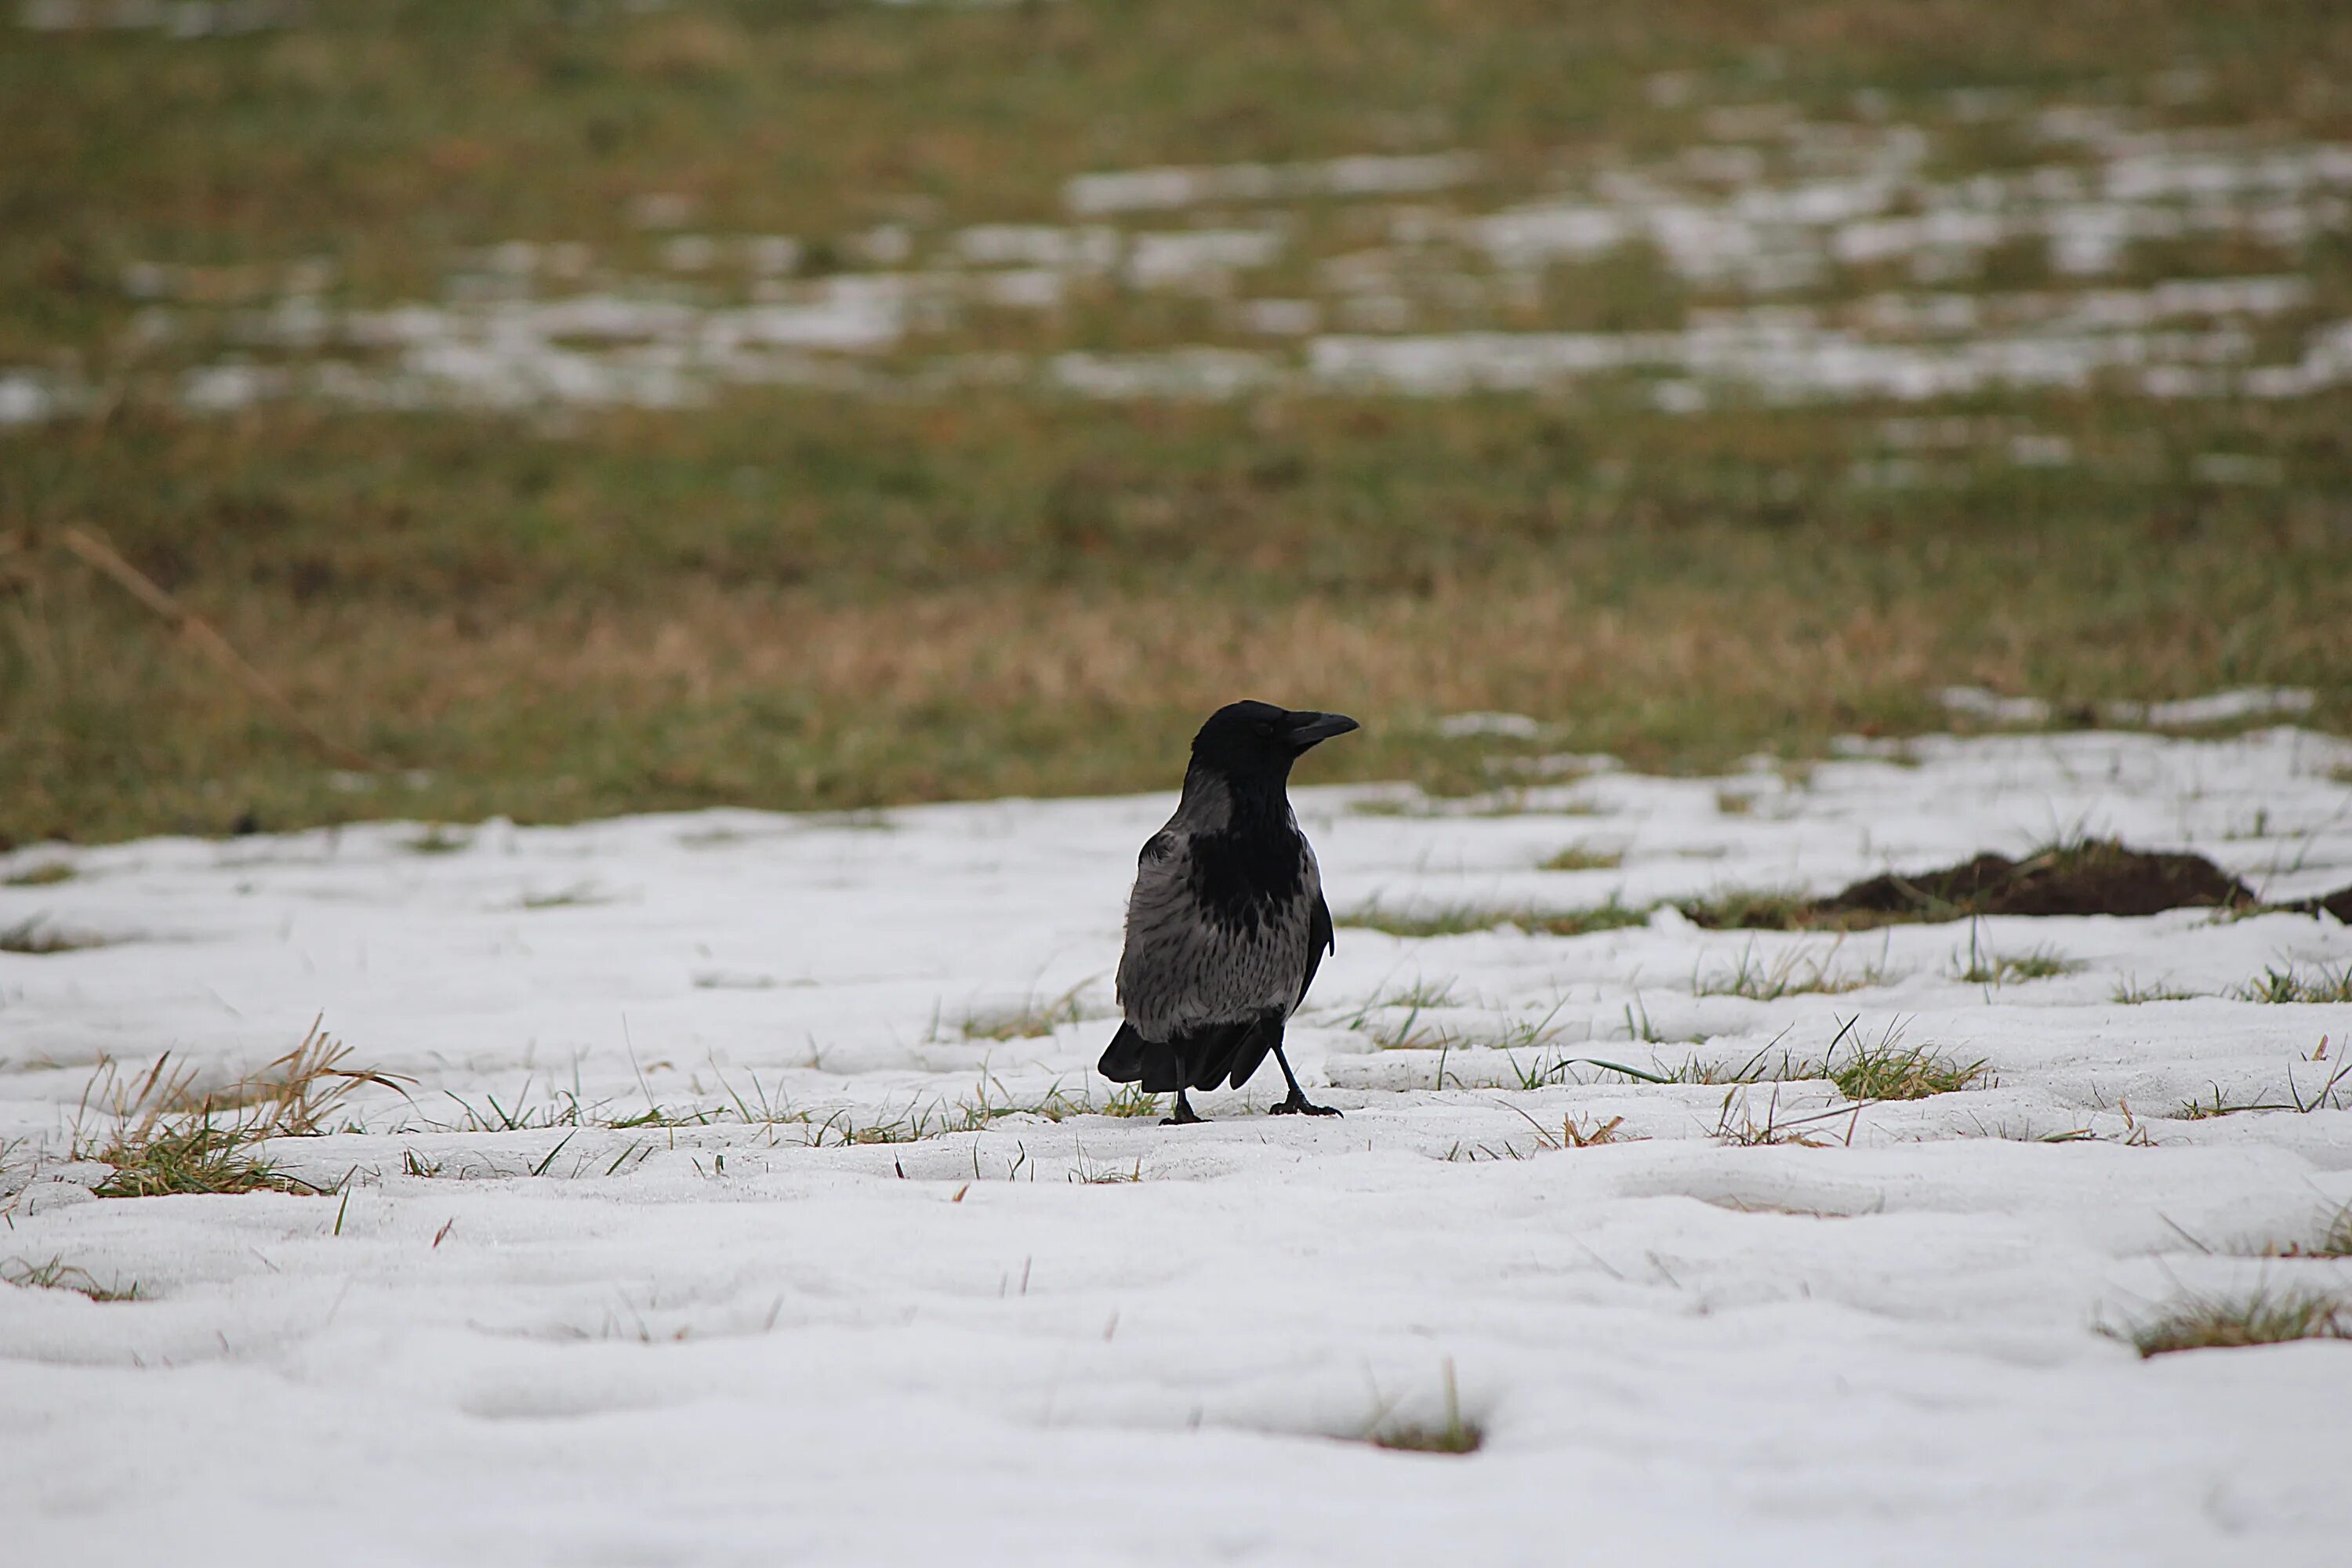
2235, 962, 2352, 1004
2, 862, 74, 886
2107, 1284, 2352, 1358
89, 1116, 300, 1199
1539, 845, 1623, 872
3, 2, 2350, 845
0, 1256, 140, 1302
1098, 1083, 1162, 1119
1828, 1040, 1987, 1100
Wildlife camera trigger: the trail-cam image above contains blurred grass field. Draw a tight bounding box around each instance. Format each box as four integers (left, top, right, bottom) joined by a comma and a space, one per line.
3, 0, 2350, 845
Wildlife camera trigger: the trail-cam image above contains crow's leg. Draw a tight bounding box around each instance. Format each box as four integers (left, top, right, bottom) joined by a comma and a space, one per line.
1161, 1089, 1207, 1126
1266, 1043, 1341, 1117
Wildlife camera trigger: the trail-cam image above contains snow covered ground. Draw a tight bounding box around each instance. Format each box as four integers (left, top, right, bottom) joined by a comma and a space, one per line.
5, 726, 2352, 1564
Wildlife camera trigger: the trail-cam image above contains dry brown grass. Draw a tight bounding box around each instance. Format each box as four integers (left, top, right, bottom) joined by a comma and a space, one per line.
25, 541, 2339, 843
150, 579, 1957, 731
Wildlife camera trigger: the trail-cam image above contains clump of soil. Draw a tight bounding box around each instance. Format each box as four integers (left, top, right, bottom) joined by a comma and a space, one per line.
2288, 884, 2352, 924
1689, 840, 2258, 931
1828, 842, 2255, 920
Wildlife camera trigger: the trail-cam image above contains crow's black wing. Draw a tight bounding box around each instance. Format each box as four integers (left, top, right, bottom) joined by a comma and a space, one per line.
1295, 891, 1334, 1011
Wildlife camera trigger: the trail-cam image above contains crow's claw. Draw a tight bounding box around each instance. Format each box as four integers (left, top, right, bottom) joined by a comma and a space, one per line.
1271, 1091, 1341, 1117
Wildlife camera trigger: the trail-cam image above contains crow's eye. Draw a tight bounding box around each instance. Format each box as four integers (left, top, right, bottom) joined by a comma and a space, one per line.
1254, 721, 1275, 737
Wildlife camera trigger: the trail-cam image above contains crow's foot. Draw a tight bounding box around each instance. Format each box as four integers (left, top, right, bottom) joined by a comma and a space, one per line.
1270, 1090, 1341, 1117
1161, 1092, 1207, 1126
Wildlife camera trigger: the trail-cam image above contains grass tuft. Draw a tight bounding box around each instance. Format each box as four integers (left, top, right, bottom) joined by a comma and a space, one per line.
1338, 905, 1518, 938
2, 862, 75, 887
1712, 1085, 1857, 1148
1955, 942, 2082, 985
1828, 1040, 1987, 1100
1, 916, 107, 954
75, 1019, 408, 1198
517, 882, 614, 909
2235, 962, 2352, 1004
2114, 975, 2201, 1004
1099, 1083, 1162, 1119
1540, 845, 1623, 872
1550, 1113, 1641, 1149
1069, 1148, 1145, 1184
1367, 1361, 1483, 1455
2172, 1051, 2351, 1119
1694, 938, 1894, 1000
960, 982, 1094, 1041
2108, 1283, 2352, 1357
1, 1256, 140, 1302
2286, 1202, 2352, 1258
1534, 902, 1651, 938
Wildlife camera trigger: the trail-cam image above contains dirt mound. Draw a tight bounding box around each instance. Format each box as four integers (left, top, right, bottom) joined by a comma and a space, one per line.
1690, 840, 2257, 930
2288, 884, 2352, 924
1826, 842, 2255, 921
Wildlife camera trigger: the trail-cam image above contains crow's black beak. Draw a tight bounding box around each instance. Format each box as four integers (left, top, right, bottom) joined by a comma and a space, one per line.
1285, 711, 1361, 749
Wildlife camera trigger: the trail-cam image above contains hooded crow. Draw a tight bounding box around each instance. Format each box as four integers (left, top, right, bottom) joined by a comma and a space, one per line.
1098, 700, 1359, 1123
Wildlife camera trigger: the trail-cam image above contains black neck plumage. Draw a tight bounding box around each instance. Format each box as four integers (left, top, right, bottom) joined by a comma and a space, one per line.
1181, 763, 1305, 935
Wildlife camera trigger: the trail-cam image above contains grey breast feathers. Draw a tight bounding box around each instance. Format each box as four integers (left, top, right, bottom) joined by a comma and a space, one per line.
1116, 824, 1322, 1040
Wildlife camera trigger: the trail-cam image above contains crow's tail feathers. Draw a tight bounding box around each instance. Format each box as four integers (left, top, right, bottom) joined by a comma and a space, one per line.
1098, 1022, 1150, 1083
1219, 1016, 1280, 1091
1100, 1018, 1279, 1094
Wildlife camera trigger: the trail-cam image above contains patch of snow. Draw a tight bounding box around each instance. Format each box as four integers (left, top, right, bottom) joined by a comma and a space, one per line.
953, 224, 1120, 270
1236, 298, 1319, 336
1123, 228, 1286, 291
1433, 711, 1543, 740
5, 731, 2352, 1559
0, 370, 64, 426
1065, 152, 1482, 216
2108, 688, 2318, 728
1047, 348, 1279, 400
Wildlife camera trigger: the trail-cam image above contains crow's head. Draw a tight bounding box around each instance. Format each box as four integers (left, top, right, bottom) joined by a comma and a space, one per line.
1189, 700, 1360, 781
